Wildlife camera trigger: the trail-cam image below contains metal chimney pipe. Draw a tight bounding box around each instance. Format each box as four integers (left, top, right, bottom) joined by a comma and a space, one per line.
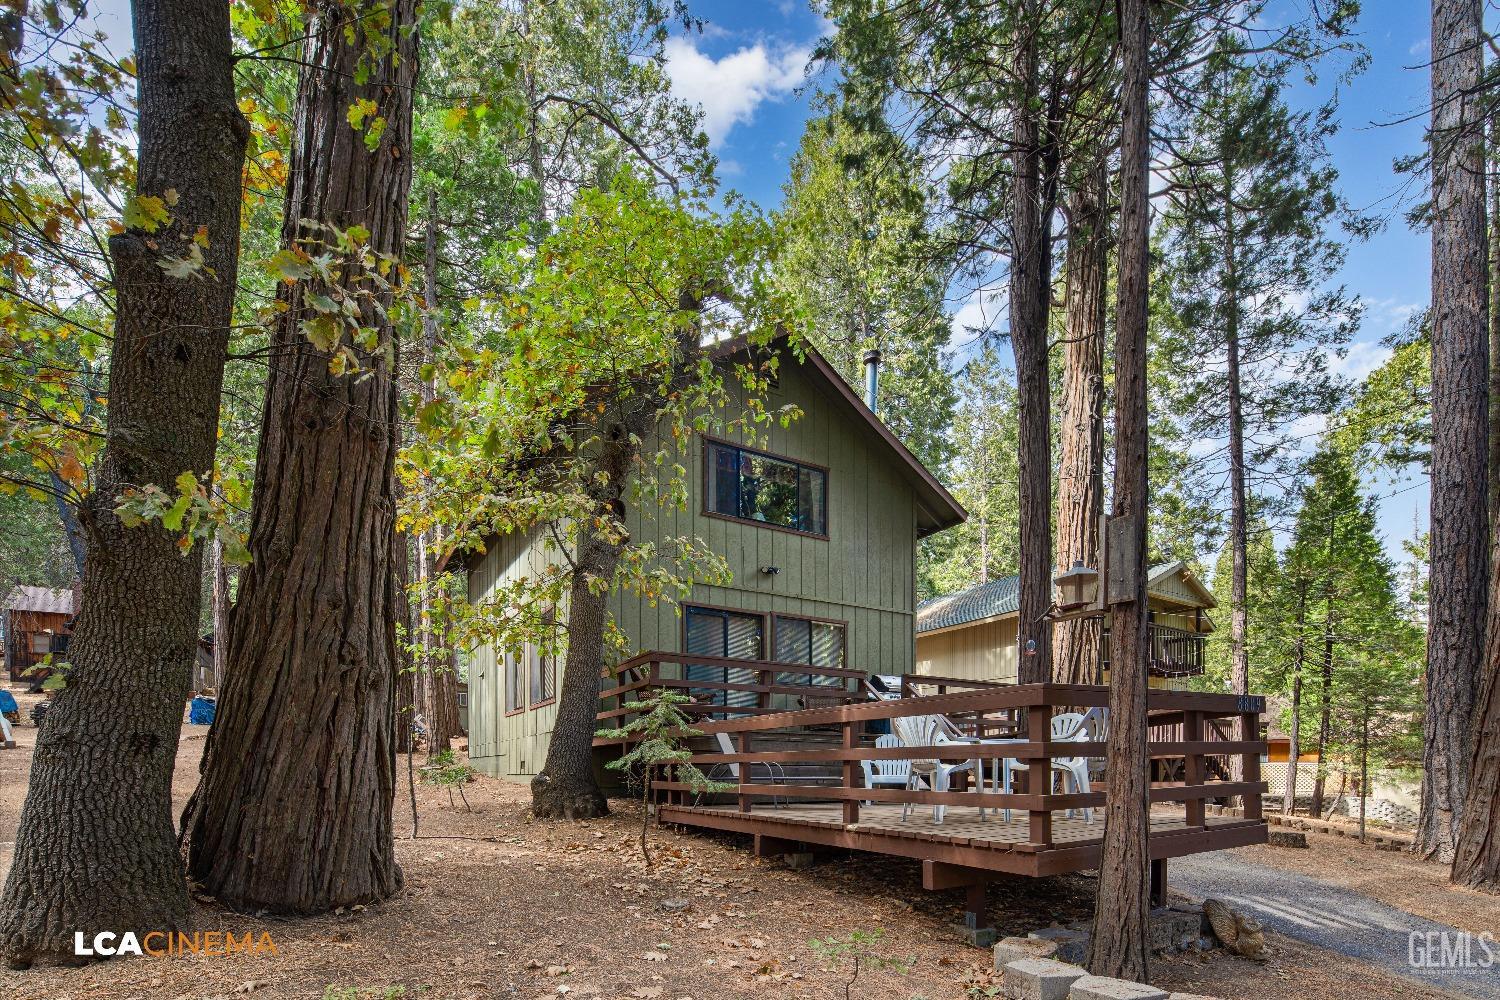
862, 349, 881, 411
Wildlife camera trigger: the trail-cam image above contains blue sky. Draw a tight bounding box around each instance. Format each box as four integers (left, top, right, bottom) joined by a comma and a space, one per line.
662, 1, 1434, 566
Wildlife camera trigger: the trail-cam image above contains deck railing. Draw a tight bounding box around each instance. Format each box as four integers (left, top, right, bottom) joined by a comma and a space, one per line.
1100, 622, 1207, 678
897, 674, 1023, 738
597, 651, 866, 729
604, 679, 1265, 854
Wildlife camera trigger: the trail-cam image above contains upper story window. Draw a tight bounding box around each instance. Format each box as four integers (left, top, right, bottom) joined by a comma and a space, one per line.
706, 439, 827, 536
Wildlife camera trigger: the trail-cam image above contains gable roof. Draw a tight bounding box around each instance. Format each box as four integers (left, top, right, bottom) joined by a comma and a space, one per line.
714, 335, 966, 538
3, 585, 74, 616
915, 563, 1212, 634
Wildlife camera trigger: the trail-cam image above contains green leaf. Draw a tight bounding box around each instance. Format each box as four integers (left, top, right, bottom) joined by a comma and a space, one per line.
346, 97, 378, 130
123, 193, 171, 232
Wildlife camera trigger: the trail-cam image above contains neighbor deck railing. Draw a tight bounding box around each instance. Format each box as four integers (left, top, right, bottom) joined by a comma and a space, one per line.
600, 678, 1265, 854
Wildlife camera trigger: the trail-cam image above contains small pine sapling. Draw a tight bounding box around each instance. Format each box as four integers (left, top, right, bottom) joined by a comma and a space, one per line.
596, 688, 730, 865
419, 749, 476, 812
809, 929, 911, 1000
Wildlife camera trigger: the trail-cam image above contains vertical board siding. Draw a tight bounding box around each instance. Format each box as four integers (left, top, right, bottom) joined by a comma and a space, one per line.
465, 350, 926, 782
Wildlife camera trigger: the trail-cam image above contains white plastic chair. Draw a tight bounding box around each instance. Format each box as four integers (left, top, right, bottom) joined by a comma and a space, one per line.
1001, 712, 1095, 824
892, 714, 980, 825
1080, 707, 1108, 782
860, 733, 910, 805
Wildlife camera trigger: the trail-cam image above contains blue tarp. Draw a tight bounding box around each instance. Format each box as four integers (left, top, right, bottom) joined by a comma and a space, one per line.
0, 690, 16, 715
189, 696, 216, 725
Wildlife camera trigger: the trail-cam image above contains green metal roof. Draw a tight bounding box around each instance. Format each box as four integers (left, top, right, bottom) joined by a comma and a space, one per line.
915, 575, 1020, 633
916, 564, 1184, 634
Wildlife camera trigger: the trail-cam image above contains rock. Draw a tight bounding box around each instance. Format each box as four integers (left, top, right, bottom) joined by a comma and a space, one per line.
1268, 830, 1308, 848
1146, 907, 1204, 955
995, 936, 1061, 968
1027, 926, 1090, 964
1001, 958, 1087, 1000
1067, 976, 1168, 1000
657, 898, 690, 913
1202, 899, 1268, 961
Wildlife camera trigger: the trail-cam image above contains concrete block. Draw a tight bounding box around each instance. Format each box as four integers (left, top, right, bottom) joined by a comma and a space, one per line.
995, 936, 1060, 968
1002, 958, 1087, 1000
1027, 926, 1090, 964
1268, 830, 1308, 848
1068, 976, 1168, 1000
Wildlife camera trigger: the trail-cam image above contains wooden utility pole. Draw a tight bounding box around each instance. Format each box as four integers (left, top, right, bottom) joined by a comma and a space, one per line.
1088, 0, 1151, 980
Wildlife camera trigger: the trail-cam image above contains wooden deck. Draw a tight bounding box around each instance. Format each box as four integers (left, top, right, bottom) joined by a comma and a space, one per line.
598, 657, 1270, 893
659, 801, 1267, 878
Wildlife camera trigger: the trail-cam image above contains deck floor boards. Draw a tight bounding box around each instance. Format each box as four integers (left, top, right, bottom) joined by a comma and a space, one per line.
679, 802, 1218, 850
660, 801, 1266, 877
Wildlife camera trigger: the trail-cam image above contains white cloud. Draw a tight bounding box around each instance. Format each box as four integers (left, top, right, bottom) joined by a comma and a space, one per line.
662, 37, 811, 147
1331, 338, 1393, 381
1366, 296, 1423, 335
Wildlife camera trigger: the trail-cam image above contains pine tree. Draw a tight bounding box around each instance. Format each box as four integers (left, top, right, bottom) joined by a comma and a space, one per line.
1154, 52, 1366, 785
922, 347, 1020, 597
777, 106, 956, 472
1278, 448, 1423, 819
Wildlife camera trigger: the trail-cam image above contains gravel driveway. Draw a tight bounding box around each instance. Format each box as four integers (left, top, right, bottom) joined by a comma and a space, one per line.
1172, 851, 1500, 999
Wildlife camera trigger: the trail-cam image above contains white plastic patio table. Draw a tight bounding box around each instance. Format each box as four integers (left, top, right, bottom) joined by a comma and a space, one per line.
943, 736, 1028, 816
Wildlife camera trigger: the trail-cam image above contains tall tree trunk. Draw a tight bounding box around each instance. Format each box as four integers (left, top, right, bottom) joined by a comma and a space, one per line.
395, 529, 416, 756
419, 191, 460, 751
1419, 0, 1489, 864
1458, 98, 1500, 894
181, 0, 416, 913
1089, 0, 1151, 979
1053, 165, 1108, 684
0, 0, 246, 966
209, 534, 231, 689
532, 413, 650, 819
1283, 577, 1307, 815
1454, 550, 1500, 888
1011, 7, 1057, 685
1312, 595, 1335, 816
1223, 186, 1251, 797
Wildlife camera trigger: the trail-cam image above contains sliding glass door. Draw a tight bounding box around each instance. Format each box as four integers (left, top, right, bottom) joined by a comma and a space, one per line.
683, 606, 763, 710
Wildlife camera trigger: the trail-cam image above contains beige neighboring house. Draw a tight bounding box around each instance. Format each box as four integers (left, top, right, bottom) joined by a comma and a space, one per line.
914, 561, 1215, 690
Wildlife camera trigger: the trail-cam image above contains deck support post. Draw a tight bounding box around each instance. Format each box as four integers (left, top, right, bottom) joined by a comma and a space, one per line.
960, 882, 997, 948
1150, 857, 1167, 907
1025, 700, 1053, 847
1241, 711, 1263, 820
752, 833, 800, 858
841, 721, 859, 824
1183, 710, 1205, 828
737, 732, 752, 813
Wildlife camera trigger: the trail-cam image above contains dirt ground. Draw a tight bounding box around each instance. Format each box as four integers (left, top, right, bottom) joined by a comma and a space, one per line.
0, 684, 1476, 1000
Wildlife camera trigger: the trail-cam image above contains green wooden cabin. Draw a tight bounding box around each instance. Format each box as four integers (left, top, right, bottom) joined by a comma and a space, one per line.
458, 339, 966, 782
